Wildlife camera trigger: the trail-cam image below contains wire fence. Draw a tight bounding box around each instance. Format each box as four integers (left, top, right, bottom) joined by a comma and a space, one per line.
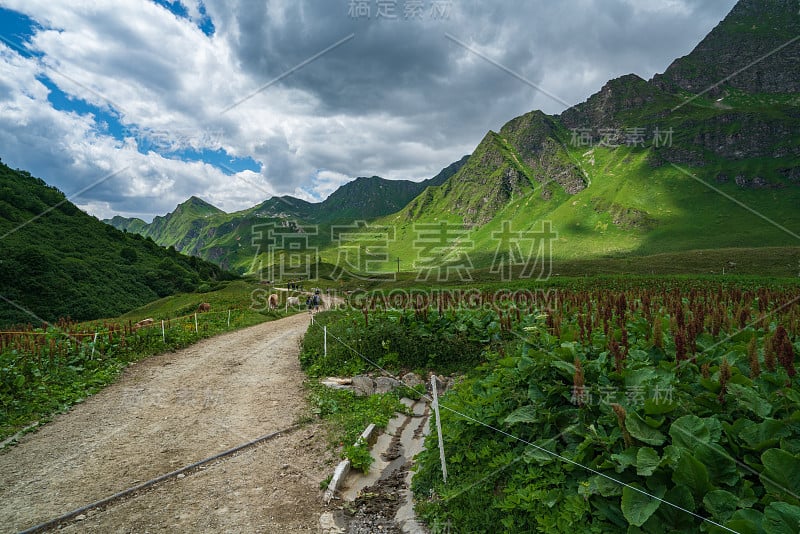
307, 319, 739, 533
0, 307, 267, 365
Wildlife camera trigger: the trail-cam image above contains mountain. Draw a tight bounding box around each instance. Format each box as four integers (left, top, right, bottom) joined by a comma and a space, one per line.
653, 0, 800, 95
365, 0, 800, 269
106, 161, 470, 272
0, 162, 231, 327
422, 154, 471, 187
315, 175, 440, 222
106, 0, 800, 276
244, 195, 316, 220
105, 215, 148, 234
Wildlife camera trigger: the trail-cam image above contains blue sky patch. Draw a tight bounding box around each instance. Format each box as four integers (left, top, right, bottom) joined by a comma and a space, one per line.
2, 6, 251, 177
151, 0, 215, 36
0, 7, 43, 58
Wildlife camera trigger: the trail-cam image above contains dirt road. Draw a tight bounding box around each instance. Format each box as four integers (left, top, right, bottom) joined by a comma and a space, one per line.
0, 313, 334, 533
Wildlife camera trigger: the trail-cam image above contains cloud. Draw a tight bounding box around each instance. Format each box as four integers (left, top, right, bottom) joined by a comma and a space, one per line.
0, 0, 738, 220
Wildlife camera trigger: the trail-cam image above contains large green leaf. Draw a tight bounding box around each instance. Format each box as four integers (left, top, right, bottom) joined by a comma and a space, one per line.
504, 404, 539, 425
760, 449, 800, 504
763, 502, 800, 534
550, 359, 575, 379
740, 419, 791, 451
673, 451, 711, 499
624, 367, 657, 388
659, 485, 696, 531
695, 442, 740, 487
636, 447, 660, 476
713, 509, 764, 534
579, 475, 623, 498
643, 397, 678, 415
670, 415, 711, 449
612, 447, 639, 472
621, 483, 664, 527
727, 383, 772, 419
516, 355, 534, 373
703, 489, 739, 523
627, 412, 666, 446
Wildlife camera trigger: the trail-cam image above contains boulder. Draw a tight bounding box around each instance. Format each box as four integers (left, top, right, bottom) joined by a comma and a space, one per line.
351, 375, 375, 396
375, 376, 402, 394
401, 372, 425, 389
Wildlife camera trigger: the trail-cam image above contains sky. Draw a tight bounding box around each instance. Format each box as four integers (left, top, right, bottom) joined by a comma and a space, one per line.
0, 0, 738, 222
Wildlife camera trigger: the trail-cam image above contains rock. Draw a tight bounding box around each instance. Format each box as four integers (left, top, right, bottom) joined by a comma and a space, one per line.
177, 473, 185, 479
375, 376, 401, 394
320, 378, 354, 391
351, 375, 375, 396
429, 374, 447, 393
75, 514, 86, 521
319, 510, 348, 533
401, 373, 424, 389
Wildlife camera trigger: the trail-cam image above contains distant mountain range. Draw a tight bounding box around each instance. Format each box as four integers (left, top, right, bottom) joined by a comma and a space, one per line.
105, 157, 469, 272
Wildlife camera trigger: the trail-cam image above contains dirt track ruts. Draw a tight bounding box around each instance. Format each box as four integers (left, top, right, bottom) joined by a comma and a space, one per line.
0, 312, 334, 533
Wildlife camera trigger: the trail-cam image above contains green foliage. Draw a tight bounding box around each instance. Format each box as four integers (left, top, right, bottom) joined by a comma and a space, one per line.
0, 162, 234, 327
344, 437, 375, 473
411, 285, 800, 533
307, 381, 406, 466
300, 308, 512, 377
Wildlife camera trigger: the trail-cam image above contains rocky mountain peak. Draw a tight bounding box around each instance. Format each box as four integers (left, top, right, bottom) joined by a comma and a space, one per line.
652, 0, 800, 95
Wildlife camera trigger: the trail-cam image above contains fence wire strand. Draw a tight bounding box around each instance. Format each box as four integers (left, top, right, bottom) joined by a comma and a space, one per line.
310, 319, 738, 533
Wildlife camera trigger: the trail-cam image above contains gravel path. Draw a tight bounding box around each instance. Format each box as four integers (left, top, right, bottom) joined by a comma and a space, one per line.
0, 313, 334, 533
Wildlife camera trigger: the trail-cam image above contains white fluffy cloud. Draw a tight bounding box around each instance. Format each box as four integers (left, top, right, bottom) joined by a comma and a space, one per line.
0, 0, 737, 220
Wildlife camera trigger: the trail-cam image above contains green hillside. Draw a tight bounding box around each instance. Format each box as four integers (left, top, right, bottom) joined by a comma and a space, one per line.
325, 0, 800, 275
0, 162, 232, 326
105, 215, 148, 234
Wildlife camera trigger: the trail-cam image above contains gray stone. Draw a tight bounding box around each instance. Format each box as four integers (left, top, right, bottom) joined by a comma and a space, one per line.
429, 374, 447, 393
401, 372, 424, 389
319, 510, 347, 533
375, 376, 401, 394
351, 375, 375, 396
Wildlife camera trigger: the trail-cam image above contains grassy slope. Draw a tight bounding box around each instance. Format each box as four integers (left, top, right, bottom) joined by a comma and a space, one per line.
311, 86, 799, 276
0, 163, 231, 327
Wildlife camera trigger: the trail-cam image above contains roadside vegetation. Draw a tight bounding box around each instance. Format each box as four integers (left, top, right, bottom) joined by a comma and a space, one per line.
299, 278, 800, 533
0, 280, 290, 443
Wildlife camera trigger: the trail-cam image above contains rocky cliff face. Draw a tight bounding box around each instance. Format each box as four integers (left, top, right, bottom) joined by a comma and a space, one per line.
560, 74, 664, 132
653, 0, 800, 95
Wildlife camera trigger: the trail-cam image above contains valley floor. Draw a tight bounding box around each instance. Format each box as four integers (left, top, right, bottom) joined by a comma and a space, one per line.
0, 313, 333, 533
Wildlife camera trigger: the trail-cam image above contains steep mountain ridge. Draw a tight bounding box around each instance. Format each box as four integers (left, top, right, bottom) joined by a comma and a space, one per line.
368, 0, 800, 269
653, 0, 800, 95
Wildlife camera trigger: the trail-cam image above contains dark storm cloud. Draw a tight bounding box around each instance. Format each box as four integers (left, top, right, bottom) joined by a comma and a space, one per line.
0, 0, 739, 219
208, 0, 737, 142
